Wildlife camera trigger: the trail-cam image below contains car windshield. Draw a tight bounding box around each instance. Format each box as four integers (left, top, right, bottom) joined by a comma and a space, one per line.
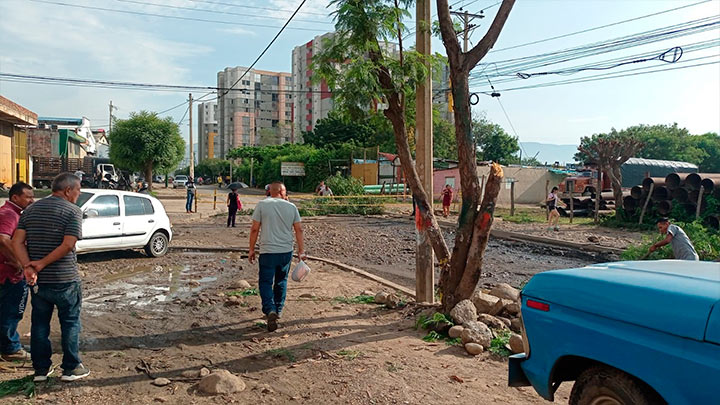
176, 176, 188, 180
75, 192, 94, 208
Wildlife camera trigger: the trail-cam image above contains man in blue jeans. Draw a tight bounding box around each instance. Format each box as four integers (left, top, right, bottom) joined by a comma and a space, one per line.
0, 182, 34, 363
12, 173, 89, 382
248, 182, 305, 332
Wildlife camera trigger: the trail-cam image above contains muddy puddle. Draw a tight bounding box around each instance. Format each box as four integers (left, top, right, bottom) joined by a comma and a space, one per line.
84, 264, 218, 314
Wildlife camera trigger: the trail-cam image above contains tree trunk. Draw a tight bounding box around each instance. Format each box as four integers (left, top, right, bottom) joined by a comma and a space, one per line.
594, 167, 602, 223
609, 166, 624, 214
144, 164, 153, 192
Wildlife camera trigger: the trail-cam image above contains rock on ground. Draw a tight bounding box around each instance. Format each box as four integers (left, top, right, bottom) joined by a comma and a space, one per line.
471, 292, 501, 315
152, 378, 171, 387
374, 291, 389, 304
464, 343, 484, 355
230, 280, 252, 290
460, 321, 492, 348
448, 325, 464, 339
489, 283, 520, 301
477, 314, 506, 330
497, 316, 512, 328
504, 300, 521, 315
450, 299, 477, 325
198, 370, 246, 395
509, 333, 524, 354
385, 293, 401, 309
510, 318, 523, 333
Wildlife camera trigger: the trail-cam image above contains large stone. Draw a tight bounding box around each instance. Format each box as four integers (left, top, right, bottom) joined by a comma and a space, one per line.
464, 343, 484, 355
385, 293, 401, 309
198, 370, 246, 395
230, 280, 252, 290
448, 325, 464, 339
489, 283, 520, 302
496, 316, 512, 328
510, 318, 523, 333
477, 314, 507, 330
471, 292, 501, 315
460, 321, 492, 348
509, 333, 524, 354
450, 299, 477, 325
152, 378, 171, 387
374, 292, 389, 304
504, 300, 521, 316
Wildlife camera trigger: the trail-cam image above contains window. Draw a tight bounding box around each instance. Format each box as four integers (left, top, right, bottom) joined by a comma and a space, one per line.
87, 195, 119, 217
124, 196, 153, 216
75, 192, 94, 208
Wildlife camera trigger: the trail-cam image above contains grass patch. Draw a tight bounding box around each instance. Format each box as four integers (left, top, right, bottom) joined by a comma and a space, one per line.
337, 349, 364, 360
422, 331, 443, 342
495, 207, 595, 226
332, 295, 375, 305
621, 221, 720, 261
226, 288, 259, 297
0, 376, 35, 398
445, 337, 462, 346
415, 312, 454, 330
254, 321, 267, 329
385, 361, 403, 373
488, 329, 512, 357
298, 196, 391, 216
266, 348, 296, 362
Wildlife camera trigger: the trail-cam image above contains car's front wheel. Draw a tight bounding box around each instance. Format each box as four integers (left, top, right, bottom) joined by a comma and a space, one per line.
145, 231, 169, 257
570, 366, 664, 405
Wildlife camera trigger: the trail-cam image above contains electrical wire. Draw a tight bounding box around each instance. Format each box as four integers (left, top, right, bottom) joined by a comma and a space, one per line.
27, 0, 324, 32
113, 0, 333, 25
219, 0, 309, 99
187, 0, 330, 17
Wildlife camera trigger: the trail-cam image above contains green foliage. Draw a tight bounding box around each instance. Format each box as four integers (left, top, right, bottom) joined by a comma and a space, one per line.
337, 349, 364, 360
254, 321, 267, 329
109, 111, 184, 176
265, 348, 296, 362
445, 337, 462, 346
621, 221, 720, 261
298, 196, 388, 216
194, 158, 231, 179
333, 295, 376, 304
325, 174, 364, 196
226, 288, 259, 297
303, 110, 394, 150
433, 109, 457, 160
422, 330, 443, 342
489, 329, 512, 357
472, 116, 519, 164
0, 376, 35, 398
416, 312, 454, 330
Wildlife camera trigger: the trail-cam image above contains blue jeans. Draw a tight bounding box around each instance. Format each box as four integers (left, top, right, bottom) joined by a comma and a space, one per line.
258, 252, 293, 316
186, 193, 194, 212
30, 282, 83, 371
0, 279, 28, 354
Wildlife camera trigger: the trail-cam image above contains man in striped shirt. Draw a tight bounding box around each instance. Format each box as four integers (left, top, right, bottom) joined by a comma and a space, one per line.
12, 173, 90, 382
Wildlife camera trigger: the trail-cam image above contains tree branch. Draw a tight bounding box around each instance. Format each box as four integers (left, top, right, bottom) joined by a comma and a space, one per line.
463, 0, 516, 71
436, 0, 462, 69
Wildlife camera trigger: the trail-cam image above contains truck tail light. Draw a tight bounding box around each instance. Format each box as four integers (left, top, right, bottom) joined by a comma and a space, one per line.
527, 299, 550, 311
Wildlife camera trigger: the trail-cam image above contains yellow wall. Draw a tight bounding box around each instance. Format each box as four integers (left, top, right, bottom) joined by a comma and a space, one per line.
13, 129, 28, 183
0, 135, 11, 185
351, 162, 378, 185
208, 132, 216, 158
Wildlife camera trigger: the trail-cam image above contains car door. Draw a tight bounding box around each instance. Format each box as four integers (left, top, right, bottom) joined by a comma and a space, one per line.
77, 194, 123, 251
122, 195, 155, 246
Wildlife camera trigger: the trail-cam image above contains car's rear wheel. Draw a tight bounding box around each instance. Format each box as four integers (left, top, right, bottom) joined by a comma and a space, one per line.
570, 366, 663, 405
145, 231, 169, 257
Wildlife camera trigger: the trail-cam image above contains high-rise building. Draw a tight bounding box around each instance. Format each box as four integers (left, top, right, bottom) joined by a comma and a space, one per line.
217, 67, 293, 158
291, 32, 335, 137
197, 101, 218, 161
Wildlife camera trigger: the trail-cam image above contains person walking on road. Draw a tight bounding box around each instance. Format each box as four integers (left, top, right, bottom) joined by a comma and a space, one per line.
0, 182, 34, 363
185, 177, 196, 213
226, 187, 242, 227
248, 182, 305, 332
546, 186, 563, 231
441, 184, 453, 218
11, 173, 90, 382
649, 218, 699, 260
217, 175, 223, 188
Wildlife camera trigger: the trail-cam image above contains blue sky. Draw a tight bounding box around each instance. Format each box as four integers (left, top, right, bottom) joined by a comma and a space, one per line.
0, 0, 718, 149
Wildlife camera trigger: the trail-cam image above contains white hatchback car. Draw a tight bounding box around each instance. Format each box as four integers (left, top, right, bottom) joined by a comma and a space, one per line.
75, 189, 172, 257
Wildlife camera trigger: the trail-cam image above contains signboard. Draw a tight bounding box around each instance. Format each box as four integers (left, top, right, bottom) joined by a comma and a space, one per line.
281, 162, 305, 176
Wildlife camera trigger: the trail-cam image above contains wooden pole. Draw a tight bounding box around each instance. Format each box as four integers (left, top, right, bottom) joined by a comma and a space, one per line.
510, 180, 515, 217
695, 186, 704, 219
481, 174, 486, 199
415, 0, 434, 304
639, 183, 654, 224
569, 180, 574, 224
213, 189, 217, 210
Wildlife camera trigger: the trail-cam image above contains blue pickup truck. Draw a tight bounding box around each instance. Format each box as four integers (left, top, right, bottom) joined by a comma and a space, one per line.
509, 260, 720, 405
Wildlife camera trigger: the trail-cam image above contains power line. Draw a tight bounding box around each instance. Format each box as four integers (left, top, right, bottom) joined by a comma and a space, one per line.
220, 0, 309, 99
187, 0, 330, 17
113, 0, 333, 25
157, 100, 188, 115
27, 0, 325, 32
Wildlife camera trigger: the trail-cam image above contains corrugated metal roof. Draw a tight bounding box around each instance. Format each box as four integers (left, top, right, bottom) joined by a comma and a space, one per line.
624, 157, 698, 169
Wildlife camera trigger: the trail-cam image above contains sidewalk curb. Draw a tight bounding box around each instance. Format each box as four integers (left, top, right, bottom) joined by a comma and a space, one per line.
168, 246, 416, 298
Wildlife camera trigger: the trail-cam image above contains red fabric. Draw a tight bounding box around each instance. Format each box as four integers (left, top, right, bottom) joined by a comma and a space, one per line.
442, 189, 453, 206
0, 202, 23, 284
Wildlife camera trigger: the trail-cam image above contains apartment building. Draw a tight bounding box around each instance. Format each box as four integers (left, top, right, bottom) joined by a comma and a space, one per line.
217, 67, 293, 158
197, 101, 219, 161
291, 32, 335, 138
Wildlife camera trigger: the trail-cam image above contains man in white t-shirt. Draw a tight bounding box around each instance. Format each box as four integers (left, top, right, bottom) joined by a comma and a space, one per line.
249, 182, 306, 332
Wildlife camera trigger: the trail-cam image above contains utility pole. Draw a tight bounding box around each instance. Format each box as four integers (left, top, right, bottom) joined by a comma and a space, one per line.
416, 0, 434, 304
189, 93, 195, 179
449, 9, 485, 52
108, 100, 117, 133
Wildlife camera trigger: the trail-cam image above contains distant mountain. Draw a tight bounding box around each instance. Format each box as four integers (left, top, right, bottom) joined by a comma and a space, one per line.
519, 142, 579, 165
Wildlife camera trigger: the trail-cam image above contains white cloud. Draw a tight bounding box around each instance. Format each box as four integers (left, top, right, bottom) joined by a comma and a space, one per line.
217, 27, 258, 37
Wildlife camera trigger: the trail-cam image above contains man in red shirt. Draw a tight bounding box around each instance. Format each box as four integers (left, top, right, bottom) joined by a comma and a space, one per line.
0, 182, 34, 362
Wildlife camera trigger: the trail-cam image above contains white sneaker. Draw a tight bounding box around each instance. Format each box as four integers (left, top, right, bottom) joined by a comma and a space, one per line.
33, 366, 55, 382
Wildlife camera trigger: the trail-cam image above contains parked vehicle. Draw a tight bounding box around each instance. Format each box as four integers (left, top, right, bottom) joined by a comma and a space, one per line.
75, 189, 172, 257
172, 175, 188, 188
31, 156, 117, 189
153, 175, 164, 183
509, 260, 720, 405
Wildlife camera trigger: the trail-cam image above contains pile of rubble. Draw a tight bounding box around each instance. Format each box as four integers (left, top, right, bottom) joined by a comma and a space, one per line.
448, 283, 525, 356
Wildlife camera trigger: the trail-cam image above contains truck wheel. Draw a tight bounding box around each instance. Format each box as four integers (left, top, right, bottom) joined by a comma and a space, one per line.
570, 366, 663, 405
144, 231, 169, 257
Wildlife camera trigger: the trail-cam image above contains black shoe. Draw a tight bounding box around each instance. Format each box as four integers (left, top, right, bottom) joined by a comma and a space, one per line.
267, 312, 279, 332
33, 367, 54, 382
